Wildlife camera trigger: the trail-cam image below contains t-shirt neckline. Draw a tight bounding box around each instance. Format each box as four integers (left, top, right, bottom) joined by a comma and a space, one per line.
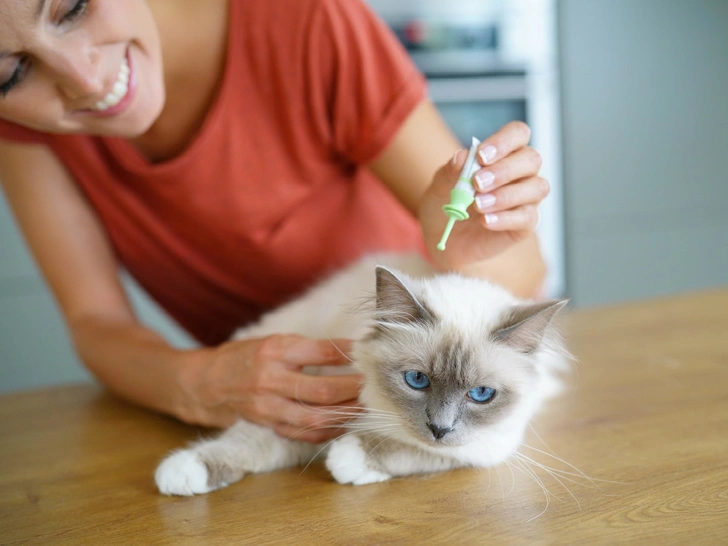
101, 0, 237, 176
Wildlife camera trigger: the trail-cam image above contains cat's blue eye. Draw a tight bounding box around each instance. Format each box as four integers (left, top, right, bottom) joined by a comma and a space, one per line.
467, 386, 496, 403
403, 371, 430, 390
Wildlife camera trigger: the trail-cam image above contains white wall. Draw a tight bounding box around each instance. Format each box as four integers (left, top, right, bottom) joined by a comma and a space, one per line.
558, 0, 728, 305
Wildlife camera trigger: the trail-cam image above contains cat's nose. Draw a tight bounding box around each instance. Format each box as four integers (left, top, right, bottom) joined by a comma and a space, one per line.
427, 423, 453, 440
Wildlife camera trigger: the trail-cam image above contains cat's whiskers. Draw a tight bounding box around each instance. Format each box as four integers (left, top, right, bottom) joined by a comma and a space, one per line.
284, 396, 400, 434
353, 407, 400, 415
507, 455, 554, 522
343, 420, 401, 429
519, 443, 624, 486
289, 402, 403, 431
493, 461, 505, 501
491, 434, 622, 521
510, 456, 554, 501
288, 416, 401, 442
287, 400, 402, 454
290, 397, 362, 419
365, 421, 418, 458
298, 406, 398, 416
299, 408, 402, 426
367, 437, 390, 457
502, 459, 517, 495
361, 429, 398, 454
325, 336, 356, 364
300, 428, 363, 475
527, 423, 556, 455
514, 452, 581, 509
297, 424, 401, 476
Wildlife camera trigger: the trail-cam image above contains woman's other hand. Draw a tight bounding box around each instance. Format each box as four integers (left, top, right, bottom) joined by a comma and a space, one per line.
181, 335, 361, 443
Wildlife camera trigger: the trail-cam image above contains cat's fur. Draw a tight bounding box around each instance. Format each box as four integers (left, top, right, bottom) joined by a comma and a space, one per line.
155, 253, 570, 495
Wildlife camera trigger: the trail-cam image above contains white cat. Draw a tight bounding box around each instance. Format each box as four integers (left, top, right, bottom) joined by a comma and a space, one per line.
155, 253, 570, 495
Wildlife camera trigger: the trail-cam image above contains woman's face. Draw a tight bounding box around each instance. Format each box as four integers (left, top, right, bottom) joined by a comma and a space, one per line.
0, 0, 164, 138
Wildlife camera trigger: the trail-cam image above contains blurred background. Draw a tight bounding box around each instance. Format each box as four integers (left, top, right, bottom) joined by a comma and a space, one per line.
1, 0, 727, 392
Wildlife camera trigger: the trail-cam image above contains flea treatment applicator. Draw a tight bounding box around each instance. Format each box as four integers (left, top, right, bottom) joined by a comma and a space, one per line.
437, 137, 482, 251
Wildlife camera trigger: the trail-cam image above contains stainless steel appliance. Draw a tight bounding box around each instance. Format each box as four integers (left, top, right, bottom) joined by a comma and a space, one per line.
392, 19, 528, 142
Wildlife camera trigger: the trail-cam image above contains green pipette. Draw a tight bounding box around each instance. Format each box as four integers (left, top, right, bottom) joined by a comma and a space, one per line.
437, 137, 482, 251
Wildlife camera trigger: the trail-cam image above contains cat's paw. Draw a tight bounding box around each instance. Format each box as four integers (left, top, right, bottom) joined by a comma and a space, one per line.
155, 450, 226, 496
325, 435, 392, 485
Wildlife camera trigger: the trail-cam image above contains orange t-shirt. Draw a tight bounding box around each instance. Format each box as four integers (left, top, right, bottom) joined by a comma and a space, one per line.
0, 0, 428, 345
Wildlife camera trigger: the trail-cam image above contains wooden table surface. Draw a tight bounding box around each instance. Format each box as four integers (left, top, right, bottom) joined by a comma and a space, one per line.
2, 289, 727, 545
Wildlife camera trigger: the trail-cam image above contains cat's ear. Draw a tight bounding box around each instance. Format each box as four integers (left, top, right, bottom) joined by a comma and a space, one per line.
492, 299, 568, 354
375, 267, 434, 325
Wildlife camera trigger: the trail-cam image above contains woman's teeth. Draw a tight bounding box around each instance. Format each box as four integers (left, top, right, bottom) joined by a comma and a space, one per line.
92, 57, 130, 111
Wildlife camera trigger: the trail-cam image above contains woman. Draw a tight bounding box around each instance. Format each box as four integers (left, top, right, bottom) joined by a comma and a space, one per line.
0, 0, 549, 442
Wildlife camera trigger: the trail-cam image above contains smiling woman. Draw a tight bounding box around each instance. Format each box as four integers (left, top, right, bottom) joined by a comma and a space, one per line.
0, 0, 164, 137
0, 0, 551, 446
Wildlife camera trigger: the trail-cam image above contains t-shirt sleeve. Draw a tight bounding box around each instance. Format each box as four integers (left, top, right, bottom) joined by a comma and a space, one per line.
0, 119, 47, 144
307, 0, 427, 164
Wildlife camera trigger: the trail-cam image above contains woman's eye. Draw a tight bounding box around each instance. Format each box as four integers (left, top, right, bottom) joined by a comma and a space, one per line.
61, 0, 89, 23
404, 371, 430, 390
467, 386, 496, 404
0, 60, 29, 98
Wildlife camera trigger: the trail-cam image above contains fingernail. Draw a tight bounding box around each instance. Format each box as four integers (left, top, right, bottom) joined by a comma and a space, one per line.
485, 213, 499, 225
452, 149, 464, 166
475, 193, 496, 211
474, 170, 495, 191
479, 145, 497, 164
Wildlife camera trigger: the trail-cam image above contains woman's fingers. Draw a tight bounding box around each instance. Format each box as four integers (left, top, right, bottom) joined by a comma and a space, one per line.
276, 370, 363, 406
259, 335, 353, 368
252, 334, 362, 404
476, 120, 532, 166
468, 124, 546, 234
272, 422, 345, 443
474, 176, 550, 214
246, 392, 361, 442
472, 146, 543, 192
480, 204, 540, 232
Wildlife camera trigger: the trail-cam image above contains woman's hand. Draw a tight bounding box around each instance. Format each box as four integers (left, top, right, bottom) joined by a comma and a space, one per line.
181, 335, 362, 443
419, 121, 549, 272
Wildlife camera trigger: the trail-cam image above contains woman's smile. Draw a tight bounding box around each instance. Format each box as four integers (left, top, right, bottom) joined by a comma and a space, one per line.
76, 47, 138, 117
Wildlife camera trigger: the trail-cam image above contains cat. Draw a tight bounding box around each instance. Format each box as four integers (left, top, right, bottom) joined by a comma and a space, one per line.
155, 253, 570, 495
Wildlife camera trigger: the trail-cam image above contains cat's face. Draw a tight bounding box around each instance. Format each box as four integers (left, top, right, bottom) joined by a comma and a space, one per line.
354, 267, 567, 457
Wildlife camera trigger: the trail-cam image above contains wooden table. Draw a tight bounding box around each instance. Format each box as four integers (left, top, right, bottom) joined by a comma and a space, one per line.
2, 289, 727, 545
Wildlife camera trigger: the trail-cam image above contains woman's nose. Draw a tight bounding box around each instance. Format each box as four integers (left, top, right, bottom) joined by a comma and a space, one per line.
53, 49, 104, 100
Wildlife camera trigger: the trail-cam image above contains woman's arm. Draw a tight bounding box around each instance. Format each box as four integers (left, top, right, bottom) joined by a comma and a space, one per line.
368, 99, 548, 299
0, 140, 193, 418
0, 141, 358, 441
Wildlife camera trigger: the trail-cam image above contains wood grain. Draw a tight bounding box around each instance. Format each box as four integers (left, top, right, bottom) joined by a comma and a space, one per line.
1, 289, 727, 545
